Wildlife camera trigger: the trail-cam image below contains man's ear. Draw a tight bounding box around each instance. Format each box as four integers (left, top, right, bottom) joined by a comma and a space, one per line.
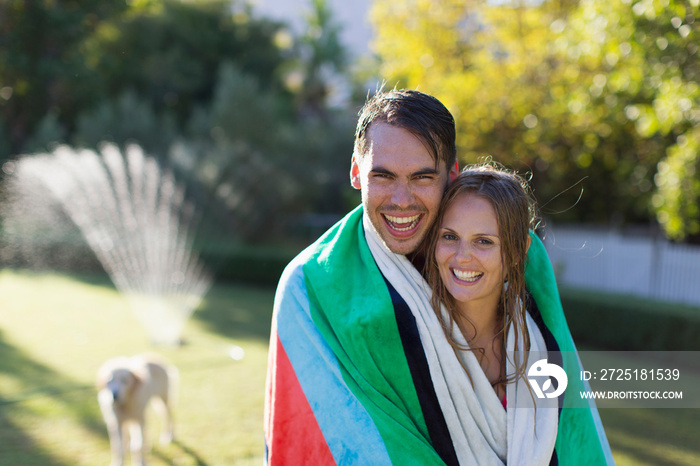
350, 155, 362, 190
449, 160, 459, 182
526, 234, 532, 255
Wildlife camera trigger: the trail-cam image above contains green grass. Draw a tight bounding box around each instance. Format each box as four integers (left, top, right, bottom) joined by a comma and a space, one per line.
578, 349, 700, 465
0, 270, 699, 465
599, 408, 700, 465
0, 269, 273, 465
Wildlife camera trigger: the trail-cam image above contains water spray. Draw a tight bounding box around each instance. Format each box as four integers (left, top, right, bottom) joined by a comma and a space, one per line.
2, 143, 213, 346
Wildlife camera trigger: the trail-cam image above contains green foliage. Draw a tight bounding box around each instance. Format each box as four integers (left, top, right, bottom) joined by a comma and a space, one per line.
73, 91, 177, 156
176, 62, 298, 240
22, 111, 67, 155
80, 0, 289, 125
175, 62, 355, 242
561, 287, 700, 351
0, 0, 290, 157
0, 0, 129, 155
560, 0, 700, 238
290, 0, 349, 113
653, 130, 700, 238
0, 118, 11, 160
200, 242, 299, 286
1, 0, 358, 245
370, 0, 700, 239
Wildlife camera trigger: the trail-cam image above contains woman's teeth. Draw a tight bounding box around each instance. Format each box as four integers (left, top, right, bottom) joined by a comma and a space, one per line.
453, 269, 483, 282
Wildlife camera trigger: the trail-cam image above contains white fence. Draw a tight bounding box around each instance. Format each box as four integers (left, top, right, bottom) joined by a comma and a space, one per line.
542, 225, 700, 307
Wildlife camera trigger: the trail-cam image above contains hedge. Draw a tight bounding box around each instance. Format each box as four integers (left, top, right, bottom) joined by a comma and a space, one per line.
560, 286, 700, 351
201, 243, 301, 287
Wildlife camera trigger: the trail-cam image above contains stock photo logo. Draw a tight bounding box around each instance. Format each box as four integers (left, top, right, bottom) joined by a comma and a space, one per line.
527, 359, 568, 399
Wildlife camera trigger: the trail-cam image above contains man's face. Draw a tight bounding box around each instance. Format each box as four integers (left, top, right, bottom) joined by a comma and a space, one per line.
350, 122, 458, 255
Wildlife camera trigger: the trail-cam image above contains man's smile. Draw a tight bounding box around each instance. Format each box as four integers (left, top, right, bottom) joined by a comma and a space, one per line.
382, 213, 423, 235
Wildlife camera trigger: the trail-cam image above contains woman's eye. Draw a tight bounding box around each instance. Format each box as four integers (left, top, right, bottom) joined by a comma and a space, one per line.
476, 238, 494, 246
441, 233, 457, 241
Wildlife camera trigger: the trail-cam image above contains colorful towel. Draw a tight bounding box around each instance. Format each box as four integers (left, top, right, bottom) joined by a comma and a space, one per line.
363, 214, 559, 465
264, 205, 614, 465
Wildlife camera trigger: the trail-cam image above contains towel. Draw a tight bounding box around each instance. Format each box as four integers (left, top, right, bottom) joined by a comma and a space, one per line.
364, 214, 558, 465
264, 205, 614, 465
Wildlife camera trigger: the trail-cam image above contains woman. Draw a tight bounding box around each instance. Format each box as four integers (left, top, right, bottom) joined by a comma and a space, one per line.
420, 163, 560, 464
423, 164, 536, 401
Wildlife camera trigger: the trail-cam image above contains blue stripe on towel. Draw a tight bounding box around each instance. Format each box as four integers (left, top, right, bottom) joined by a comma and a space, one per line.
276, 264, 392, 465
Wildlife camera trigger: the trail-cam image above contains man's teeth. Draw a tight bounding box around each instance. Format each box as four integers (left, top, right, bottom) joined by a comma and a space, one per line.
384, 214, 420, 231
453, 269, 483, 282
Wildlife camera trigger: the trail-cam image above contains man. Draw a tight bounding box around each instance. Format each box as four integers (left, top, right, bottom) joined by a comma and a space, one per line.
264, 89, 612, 465
349, 89, 459, 256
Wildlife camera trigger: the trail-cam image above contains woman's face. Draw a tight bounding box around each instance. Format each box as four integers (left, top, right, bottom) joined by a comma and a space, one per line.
435, 193, 505, 312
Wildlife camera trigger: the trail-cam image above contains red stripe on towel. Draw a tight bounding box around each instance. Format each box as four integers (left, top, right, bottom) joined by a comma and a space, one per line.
265, 333, 336, 465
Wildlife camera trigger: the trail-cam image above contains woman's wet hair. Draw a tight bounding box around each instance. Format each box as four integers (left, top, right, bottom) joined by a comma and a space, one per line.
422, 161, 539, 388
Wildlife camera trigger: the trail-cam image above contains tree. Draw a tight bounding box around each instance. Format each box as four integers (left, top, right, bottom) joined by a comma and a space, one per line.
0, 0, 128, 157
370, 0, 700, 240
1, 0, 358, 244
81, 0, 290, 126
553, 0, 700, 238
294, 0, 349, 114
0, 0, 290, 157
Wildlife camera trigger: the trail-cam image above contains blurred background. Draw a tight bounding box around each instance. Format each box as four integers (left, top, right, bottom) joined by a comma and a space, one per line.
0, 0, 699, 464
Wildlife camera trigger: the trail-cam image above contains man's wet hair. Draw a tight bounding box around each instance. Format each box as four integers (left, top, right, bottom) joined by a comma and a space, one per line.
354, 89, 457, 170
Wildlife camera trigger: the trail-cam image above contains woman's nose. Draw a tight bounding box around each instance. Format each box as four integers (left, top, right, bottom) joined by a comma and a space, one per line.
454, 242, 473, 261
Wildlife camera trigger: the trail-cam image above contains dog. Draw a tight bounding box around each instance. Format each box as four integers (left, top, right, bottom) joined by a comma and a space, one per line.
97, 353, 178, 466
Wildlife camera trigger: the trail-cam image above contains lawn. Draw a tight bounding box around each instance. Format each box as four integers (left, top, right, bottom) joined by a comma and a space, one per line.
0, 269, 272, 465
0, 269, 698, 465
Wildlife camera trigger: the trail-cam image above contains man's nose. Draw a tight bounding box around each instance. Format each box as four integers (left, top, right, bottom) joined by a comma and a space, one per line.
391, 182, 414, 207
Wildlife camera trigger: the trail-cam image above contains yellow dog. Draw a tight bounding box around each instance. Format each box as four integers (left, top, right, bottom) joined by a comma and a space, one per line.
97, 354, 177, 466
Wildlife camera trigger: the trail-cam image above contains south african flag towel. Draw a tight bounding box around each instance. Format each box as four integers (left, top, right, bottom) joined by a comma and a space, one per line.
264, 205, 613, 465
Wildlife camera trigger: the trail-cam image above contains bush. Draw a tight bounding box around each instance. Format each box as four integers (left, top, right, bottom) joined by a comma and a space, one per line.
200, 242, 301, 287
73, 91, 177, 157
177, 62, 355, 243
560, 286, 700, 351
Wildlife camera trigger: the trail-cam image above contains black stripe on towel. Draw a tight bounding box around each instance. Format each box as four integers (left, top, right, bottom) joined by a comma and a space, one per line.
527, 292, 561, 466
384, 277, 461, 466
